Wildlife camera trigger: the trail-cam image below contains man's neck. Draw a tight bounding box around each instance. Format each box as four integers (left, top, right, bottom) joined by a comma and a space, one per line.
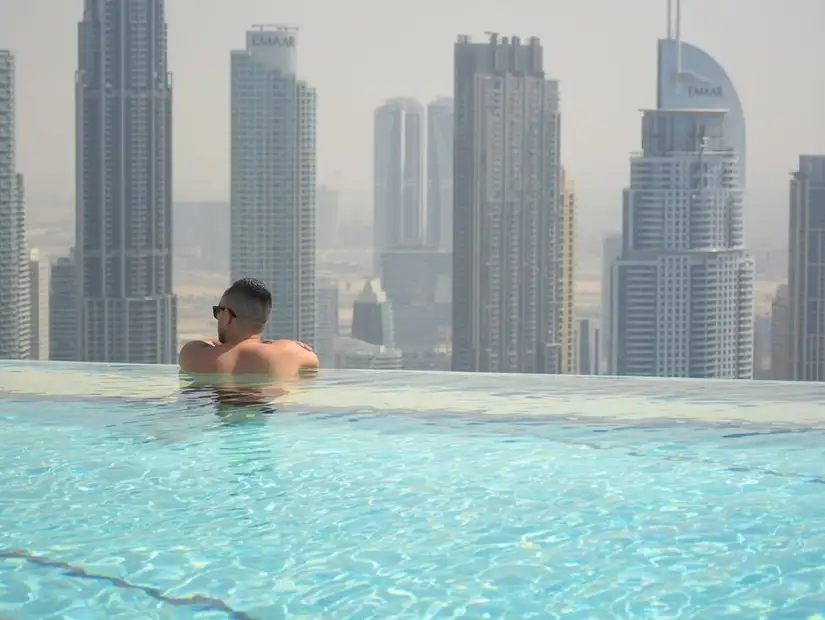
224, 333, 263, 346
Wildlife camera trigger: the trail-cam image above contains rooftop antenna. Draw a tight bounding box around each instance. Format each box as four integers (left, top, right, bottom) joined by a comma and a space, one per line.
666, 0, 672, 39
675, 0, 682, 74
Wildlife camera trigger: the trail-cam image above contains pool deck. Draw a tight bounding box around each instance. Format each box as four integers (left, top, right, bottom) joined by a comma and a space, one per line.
1, 360, 825, 427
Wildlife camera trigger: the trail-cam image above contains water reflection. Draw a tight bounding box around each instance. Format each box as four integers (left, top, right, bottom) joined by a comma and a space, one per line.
178, 372, 316, 423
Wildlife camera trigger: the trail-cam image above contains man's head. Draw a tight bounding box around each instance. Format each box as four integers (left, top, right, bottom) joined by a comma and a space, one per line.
213, 277, 272, 344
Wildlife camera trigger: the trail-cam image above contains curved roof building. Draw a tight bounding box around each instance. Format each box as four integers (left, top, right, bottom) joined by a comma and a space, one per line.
656, 0, 746, 183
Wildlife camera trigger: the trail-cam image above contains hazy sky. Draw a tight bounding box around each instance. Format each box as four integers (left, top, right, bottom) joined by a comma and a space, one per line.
1, 0, 824, 234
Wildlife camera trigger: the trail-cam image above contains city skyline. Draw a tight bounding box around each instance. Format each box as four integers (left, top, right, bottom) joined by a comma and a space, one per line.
0, 0, 820, 383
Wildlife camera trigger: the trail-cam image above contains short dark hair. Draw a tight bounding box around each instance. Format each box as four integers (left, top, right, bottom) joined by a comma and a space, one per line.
222, 277, 272, 327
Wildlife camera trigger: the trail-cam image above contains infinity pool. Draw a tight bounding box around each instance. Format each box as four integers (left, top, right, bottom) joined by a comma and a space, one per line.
2, 361, 825, 619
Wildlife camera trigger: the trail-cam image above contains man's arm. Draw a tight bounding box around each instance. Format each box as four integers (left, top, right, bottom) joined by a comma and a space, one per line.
266, 340, 319, 377
295, 342, 319, 376
179, 340, 216, 373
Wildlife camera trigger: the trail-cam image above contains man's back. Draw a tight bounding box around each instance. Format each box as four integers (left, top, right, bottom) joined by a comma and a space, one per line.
179, 339, 318, 378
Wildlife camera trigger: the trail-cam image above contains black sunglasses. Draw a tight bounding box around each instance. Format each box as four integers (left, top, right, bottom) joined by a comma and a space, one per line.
212, 305, 237, 320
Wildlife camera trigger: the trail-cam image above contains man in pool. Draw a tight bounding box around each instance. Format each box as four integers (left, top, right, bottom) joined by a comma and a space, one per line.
179, 277, 319, 378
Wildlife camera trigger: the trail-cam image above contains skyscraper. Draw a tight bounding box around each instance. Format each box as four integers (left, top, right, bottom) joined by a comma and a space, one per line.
76, 0, 176, 363
452, 34, 562, 374
49, 251, 78, 362
658, 0, 746, 183
373, 98, 424, 274
230, 25, 316, 345
788, 155, 825, 381
0, 51, 30, 360
28, 249, 49, 360
601, 232, 622, 374
559, 168, 576, 374
613, 109, 753, 378
576, 318, 599, 375
427, 97, 453, 251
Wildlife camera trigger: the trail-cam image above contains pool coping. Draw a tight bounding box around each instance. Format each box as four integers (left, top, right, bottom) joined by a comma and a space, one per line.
2, 361, 825, 426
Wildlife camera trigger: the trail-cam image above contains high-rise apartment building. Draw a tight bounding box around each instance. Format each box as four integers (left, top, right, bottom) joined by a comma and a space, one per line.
373, 98, 424, 274
28, 250, 49, 360
427, 97, 453, 251
76, 0, 176, 363
230, 26, 316, 345
49, 251, 78, 362
0, 51, 30, 360
452, 34, 562, 374
601, 232, 622, 374
559, 168, 576, 374
613, 109, 753, 378
788, 155, 825, 381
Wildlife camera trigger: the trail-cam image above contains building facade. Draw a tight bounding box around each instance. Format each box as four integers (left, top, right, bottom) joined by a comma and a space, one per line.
373, 98, 424, 274
427, 97, 453, 251
452, 34, 562, 374
49, 252, 78, 362
0, 51, 30, 360
230, 25, 316, 345
559, 168, 576, 374
788, 155, 825, 381
612, 109, 753, 378
658, 0, 746, 184
28, 250, 49, 360
576, 318, 599, 375
76, 0, 177, 363
600, 232, 622, 374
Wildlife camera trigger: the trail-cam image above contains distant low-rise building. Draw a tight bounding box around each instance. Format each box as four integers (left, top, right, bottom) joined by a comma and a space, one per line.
334, 336, 402, 370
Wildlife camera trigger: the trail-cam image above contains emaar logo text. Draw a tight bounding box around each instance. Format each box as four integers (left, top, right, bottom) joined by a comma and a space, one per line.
688, 85, 723, 97
251, 33, 295, 48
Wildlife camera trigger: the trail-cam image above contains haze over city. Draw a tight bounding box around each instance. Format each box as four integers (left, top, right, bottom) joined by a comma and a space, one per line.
2, 0, 823, 250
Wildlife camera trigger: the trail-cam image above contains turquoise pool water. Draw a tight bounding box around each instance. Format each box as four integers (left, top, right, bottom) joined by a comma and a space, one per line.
1, 361, 825, 618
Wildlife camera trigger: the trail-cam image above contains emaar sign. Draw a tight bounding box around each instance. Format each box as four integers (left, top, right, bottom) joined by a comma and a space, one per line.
251, 33, 295, 48
688, 85, 723, 97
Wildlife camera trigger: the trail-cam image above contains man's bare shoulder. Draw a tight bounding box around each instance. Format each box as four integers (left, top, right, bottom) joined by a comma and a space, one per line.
260, 340, 319, 372
179, 339, 219, 373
